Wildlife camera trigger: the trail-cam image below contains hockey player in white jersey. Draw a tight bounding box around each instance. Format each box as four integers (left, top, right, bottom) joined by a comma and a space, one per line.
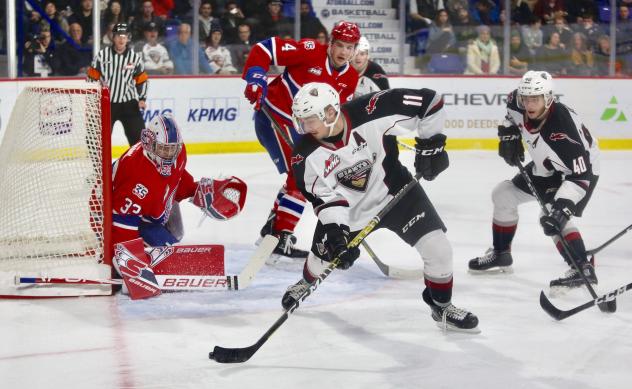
352, 36, 389, 98
468, 71, 600, 290
282, 82, 479, 333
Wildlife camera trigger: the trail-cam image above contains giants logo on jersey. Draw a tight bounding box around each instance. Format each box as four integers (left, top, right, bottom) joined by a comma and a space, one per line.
365, 90, 388, 114
550, 132, 581, 145
336, 159, 372, 192
324, 154, 340, 177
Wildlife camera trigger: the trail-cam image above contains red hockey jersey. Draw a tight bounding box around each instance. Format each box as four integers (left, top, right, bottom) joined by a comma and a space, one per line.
242, 37, 359, 125
111, 143, 197, 246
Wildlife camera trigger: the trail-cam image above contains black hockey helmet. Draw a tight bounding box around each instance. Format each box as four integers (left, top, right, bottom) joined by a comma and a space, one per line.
112, 23, 129, 36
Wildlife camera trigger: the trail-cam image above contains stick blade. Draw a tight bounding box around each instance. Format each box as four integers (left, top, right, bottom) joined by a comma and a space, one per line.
539, 290, 567, 321
597, 299, 617, 313
209, 345, 257, 364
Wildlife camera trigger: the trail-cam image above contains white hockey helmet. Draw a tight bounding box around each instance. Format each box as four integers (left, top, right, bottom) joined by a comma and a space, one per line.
291, 82, 341, 136
517, 70, 554, 109
141, 112, 183, 176
357, 36, 370, 54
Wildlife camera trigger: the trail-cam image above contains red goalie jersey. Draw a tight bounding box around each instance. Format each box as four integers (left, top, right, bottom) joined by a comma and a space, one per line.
111, 143, 197, 247
243, 37, 359, 124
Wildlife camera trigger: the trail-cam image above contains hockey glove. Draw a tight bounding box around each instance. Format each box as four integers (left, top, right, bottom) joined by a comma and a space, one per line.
540, 199, 575, 236
191, 176, 247, 220
244, 66, 268, 111
414, 134, 449, 181
498, 125, 524, 167
322, 223, 360, 270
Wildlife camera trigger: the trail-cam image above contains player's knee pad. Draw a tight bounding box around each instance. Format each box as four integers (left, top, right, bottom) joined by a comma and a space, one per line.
492, 180, 532, 222
305, 251, 329, 280
414, 229, 453, 280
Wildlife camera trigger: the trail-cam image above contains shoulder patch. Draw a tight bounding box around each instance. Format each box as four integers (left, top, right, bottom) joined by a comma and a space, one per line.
132, 183, 149, 199
550, 132, 581, 145
365, 90, 388, 114
291, 154, 304, 166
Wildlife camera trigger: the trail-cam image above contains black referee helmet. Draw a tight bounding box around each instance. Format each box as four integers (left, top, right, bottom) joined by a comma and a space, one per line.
112, 23, 129, 36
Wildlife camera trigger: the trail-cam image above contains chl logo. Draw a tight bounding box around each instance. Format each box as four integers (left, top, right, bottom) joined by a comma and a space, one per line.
336, 159, 372, 192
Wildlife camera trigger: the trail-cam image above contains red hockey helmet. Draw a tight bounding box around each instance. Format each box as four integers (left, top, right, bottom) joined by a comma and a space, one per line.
330, 21, 361, 44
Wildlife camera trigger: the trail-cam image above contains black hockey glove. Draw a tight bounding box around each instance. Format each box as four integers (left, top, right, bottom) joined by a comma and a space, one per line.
498, 125, 524, 167
414, 134, 449, 181
540, 199, 576, 236
322, 223, 360, 270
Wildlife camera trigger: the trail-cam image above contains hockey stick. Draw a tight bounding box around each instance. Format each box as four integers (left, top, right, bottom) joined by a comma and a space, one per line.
516, 162, 616, 314
539, 281, 632, 320
264, 105, 422, 277
237, 234, 279, 288
209, 172, 424, 363
360, 240, 424, 280
586, 223, 632, 258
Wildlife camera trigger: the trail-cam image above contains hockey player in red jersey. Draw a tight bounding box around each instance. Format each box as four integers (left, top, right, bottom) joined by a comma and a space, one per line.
111, 113, 247, 250
241, 21, 361, 259
281, 82, 479, 333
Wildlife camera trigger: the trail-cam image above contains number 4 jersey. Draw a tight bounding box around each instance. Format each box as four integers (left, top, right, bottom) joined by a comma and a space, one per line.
503, 89, 600, 207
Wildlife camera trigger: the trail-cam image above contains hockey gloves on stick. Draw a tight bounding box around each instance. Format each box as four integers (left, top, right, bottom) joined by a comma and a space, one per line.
244, 66, 268, 111
322, 223, 360, 270
414, 134, 449, 181
192, 176, 248, 220
498, 125, 524, 166
540, 199, 575, 236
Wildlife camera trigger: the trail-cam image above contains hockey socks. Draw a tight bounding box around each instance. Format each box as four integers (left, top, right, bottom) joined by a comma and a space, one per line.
492, 220, 517, 252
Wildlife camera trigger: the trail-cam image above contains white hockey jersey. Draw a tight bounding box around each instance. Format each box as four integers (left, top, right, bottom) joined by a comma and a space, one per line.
503, 89, 600, 206
291, 88, 445, 231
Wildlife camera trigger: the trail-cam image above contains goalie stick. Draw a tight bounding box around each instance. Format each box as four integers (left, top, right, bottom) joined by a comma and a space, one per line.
263, 105, 421, 277
209, 172, 423, 364
540, 282, 632, 320
516, 162, 616, 314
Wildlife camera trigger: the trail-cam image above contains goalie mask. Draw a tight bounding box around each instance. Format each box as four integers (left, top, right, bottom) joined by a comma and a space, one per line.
141, 113, 183, 176
291, 82, 341, 137
517, 70, 554, 112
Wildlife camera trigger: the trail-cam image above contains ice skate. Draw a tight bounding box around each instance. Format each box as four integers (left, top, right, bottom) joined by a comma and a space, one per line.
468, 248, 513, 274
550, 262, 597, 291
258, 213, 309, 262
281, 279, 311, 310
423, 289, 480, 333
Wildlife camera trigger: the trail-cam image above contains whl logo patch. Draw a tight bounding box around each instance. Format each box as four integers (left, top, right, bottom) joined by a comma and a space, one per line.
324, 154, 340, 177
336, 159, 372, 192
600, 96, 628, 122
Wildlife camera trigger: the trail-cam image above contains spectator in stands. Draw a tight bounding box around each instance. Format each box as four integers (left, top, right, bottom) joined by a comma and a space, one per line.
534, 0, 566, 25
567, 32, 594, 76
151, 0, 175, 20
168, 23, 213, 74
548, 15, 573, 48
594, 34, 624, 76
470, 0, 500, 25
426, 9, 456, 54
205, 24, 238, 74
242, 0, 268, 39
41, 1, 70, 44
69, 0, 94, 45
102, 23, 116, 46
299, 1, 326, 39
198, 1, 218, 43
508, 30, 531, 75
534, 31, 568, 75
566, 1, 598, 27
131, 1, 165, 41
409, 0, 444, 27
52, 22, 92, 76
258, 0, 293, 40
510, 0, 535, 25
521, 15, 543, 55
465, 25, 500, 75
228, 23, 254, 72
102, 1, 127, 38
444, 0, 469, 22
136, 22, 174, 75
616, 6, 632, 55
23, 29, 55, 77
578, 13, 602, 49
316, 30, 328, 45
171, 0, 194, 23
453, 6, 478, 54
220, 1, 246, 44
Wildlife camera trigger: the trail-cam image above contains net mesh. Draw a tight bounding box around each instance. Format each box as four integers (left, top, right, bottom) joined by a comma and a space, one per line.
0, 83, 107, 272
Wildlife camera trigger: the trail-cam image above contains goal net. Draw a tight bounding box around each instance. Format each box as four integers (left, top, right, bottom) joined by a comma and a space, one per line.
0, 81, 112, 297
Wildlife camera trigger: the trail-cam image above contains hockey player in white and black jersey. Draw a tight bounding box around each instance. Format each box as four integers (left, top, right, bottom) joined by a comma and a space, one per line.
352, 37, 389, 98
282, 82, 480, 333
469, 70, 600, 290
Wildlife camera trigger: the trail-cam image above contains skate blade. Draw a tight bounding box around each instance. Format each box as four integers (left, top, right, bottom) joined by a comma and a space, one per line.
468, 266, 513, 275
435, 322, 481, 334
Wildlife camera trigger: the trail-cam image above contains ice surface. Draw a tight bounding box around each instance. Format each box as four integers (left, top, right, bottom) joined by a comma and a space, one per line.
1, 151, 631, 389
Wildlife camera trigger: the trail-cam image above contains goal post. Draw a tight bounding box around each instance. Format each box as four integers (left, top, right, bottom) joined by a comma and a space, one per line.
0, 81, 113, 297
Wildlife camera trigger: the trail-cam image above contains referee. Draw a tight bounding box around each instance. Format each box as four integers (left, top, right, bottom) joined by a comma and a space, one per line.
87, 23, 148, 145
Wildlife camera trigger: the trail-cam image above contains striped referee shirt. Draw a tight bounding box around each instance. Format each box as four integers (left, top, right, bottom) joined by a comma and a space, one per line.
87, 46, 148, 103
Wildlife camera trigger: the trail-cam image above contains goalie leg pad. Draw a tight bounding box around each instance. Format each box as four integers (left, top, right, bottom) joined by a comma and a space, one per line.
113, 238, 162, 300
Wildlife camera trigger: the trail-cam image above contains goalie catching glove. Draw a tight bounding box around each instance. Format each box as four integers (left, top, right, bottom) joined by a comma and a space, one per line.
192, 176, 247, 220
320, 223, 360, 270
